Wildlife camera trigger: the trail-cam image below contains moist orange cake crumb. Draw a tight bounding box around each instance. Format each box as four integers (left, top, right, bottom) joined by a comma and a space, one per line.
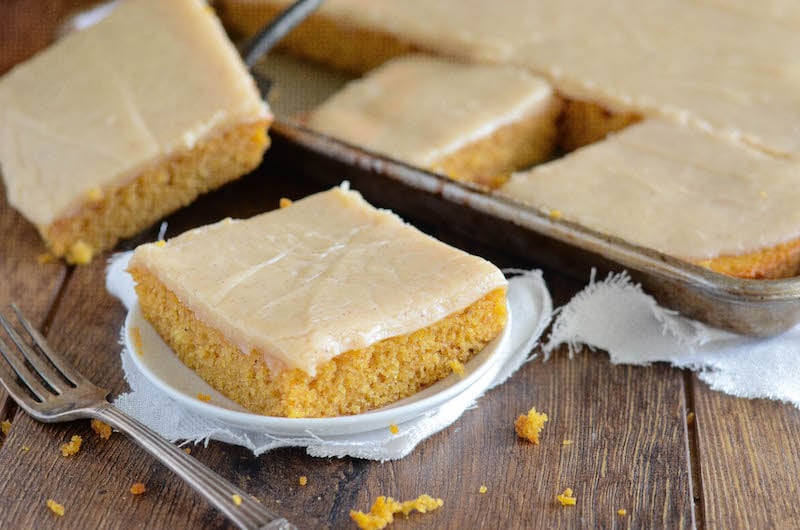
1, 419, 11, 436
60, 435, 82, 457
479, 486, 488, 494
448, 359, 465, 377
558, 99, 641, 152
299, 476, 308, 486
36, 253, 57, 264
68, 241, 94, 265
350, 494, 444, 530
232, 494, 243, 506
91, 419, 112, 440
515, 407, 548, 444
557, 488, 577, 506
279, 197, 293, 208
618, 508, 627, 516
46, 499, 65, 517
129, 326, 143, 356
130, 483, 147, 495
687, 412, 696, 425
197, 393, 212, 403
389, 423, 399, 435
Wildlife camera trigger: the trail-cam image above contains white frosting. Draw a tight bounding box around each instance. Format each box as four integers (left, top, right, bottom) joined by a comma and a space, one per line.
307, 55, 556, 167
689, 0, 800, 28
0, 0, 269, 227
501, 120, 800, 260
263, 0, 800, 158
130, 187, 507, 376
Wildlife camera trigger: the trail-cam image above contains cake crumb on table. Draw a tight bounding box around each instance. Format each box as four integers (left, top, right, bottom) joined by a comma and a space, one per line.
618, 508, 627, 516
448, 359, 465, 376
46, 499, 65, 517
389, 423, 399, 435
299, 476, 308, 487
60, 435, 82, 457
37, 253, 57, 264
562, 439, 574, 446
232, 494, 243, 506
515, 407, 548, 444
350, 494, 443, 530
479, 485, 488, 494
556, 488, 576, 506
197, 393, 211, 402
91, 419, 113, 439
687, 411, 696, 425
1, 419, 11, 435
21, 445, 30, 452
130, 482, 147, 495
184, 447, 192, 455
68, 240, 94, 265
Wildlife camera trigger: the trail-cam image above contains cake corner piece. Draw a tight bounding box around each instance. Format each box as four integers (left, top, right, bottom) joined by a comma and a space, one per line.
0, 0, 272, 264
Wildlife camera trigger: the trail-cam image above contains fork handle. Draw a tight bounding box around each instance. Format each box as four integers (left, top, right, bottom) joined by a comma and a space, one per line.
93, 404, 295, 530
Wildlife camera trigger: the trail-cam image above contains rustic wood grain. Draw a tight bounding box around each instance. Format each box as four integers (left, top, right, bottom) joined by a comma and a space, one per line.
0, 182, 68, 441
0, 252, 231, 529
692, 378, 800, 528
339, 350, 694, 529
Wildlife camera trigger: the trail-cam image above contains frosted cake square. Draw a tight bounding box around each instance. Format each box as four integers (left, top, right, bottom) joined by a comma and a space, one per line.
128, 186, 508, 417
307, 55, 561, 188
0, 0, 271, 264
501, 121, 800, 279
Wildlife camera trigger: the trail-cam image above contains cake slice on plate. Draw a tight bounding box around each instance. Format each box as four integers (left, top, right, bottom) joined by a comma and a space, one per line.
0, 0, 271, 264
128, 186, 508, 418
307, 55, 562, 188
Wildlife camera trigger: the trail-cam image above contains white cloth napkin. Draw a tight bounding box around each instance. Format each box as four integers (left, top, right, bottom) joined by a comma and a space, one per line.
545, 270, 800, 409
106, 253, 552, 460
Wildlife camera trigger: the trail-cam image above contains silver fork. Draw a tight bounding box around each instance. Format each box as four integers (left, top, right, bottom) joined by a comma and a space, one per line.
0, 304, 295, 530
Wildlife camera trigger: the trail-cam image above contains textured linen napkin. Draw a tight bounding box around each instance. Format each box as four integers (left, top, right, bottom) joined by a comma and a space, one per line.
106, 253, 552, 460
545, 270, 800, 408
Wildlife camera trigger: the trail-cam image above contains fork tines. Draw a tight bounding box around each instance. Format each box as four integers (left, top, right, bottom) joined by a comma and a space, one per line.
0, 304, 83, 402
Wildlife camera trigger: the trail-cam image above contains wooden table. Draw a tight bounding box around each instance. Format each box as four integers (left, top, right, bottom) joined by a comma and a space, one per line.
2, 6, 800, 529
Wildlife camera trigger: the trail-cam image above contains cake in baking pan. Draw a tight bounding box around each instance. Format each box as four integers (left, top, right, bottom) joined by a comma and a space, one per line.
219, 0, 800, 160
501, 121, 800, 279
307, 55, 561, 188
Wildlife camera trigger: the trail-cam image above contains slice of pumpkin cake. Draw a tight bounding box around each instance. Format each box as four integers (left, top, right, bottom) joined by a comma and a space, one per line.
128, 186, 508, 418
0, 0, 271, 264
307, 55, 561, 188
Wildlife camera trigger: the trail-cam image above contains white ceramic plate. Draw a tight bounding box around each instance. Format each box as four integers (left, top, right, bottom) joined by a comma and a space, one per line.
124, 302, 512, 436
